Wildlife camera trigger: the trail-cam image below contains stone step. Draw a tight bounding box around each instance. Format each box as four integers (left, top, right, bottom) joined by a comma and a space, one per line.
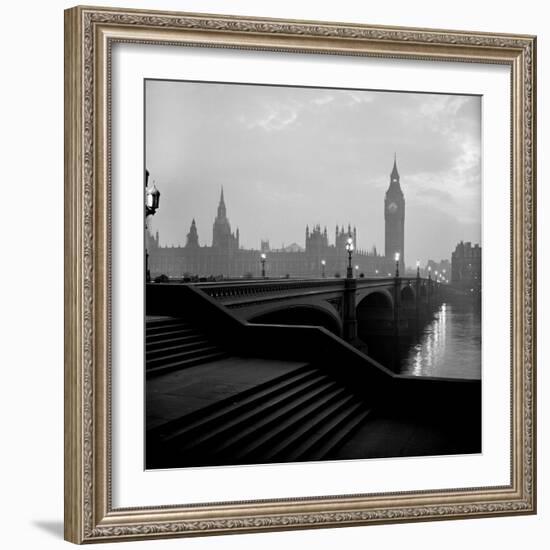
146, 316, 189, 328
146, 332, 207, 351
146, 351, 229, 378
146, 326, 200, 342
146, 345, 221, 369
145, 333, 209, 351
146, 320, 192, 334
146, 338, 211, 360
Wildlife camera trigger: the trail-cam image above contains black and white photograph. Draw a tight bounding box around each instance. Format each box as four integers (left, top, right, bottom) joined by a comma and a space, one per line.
54, 2, 540, 545
144, 79, 482, 470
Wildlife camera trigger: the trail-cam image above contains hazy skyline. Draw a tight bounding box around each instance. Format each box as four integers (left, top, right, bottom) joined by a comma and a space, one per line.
145, 79, 481, 266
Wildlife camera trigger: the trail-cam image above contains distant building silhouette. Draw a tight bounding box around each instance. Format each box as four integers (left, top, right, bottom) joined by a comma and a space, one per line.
424, 259, 451, 280
451, 241, 481, 290
147, 159, 406, 279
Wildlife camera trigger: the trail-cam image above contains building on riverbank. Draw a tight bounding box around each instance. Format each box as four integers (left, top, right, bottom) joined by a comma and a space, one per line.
451, 241, 482, 291
147, 158, 406, 279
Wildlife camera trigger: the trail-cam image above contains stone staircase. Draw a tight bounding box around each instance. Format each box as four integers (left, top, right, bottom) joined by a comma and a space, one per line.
145, 316, 373, 469
146, 317, 228, 378
147, 363, 372, 469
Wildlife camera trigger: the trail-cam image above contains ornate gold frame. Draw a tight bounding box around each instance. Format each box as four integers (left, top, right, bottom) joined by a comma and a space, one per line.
64, 5, 536, 544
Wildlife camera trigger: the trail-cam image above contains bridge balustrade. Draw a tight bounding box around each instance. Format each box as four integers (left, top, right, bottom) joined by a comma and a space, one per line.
194, 277, 420, 299
195, 278, 348, 301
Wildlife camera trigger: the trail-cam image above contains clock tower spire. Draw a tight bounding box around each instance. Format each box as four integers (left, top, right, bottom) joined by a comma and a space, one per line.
384, 154, 405, 271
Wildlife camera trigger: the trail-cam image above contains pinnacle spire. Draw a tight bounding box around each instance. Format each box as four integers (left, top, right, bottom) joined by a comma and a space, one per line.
391, 153, 399, 181
186, 217, 199, 247
216, 186, 227, 219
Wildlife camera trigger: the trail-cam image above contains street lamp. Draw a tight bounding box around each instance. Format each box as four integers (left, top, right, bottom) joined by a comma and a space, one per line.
145, 172, 161, 283
345, 236, 354, 278
416, 260, 420, 278
260, 253, 267, 279
428, 265, 432, 281
375, 269, 379, 276
145, 181, 161, 217
355, 265, 359, 276
394, 252, 400, 278
321, 259, 326, 278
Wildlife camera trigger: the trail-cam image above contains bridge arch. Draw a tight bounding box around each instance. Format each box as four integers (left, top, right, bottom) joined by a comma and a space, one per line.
356, 289, 394, 310
248, 304, 343, 336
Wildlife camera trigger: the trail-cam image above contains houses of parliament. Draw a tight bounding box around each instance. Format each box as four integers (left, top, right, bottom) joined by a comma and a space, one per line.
147, 157, 406, 279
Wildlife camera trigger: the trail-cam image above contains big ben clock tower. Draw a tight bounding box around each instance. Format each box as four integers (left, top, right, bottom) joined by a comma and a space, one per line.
384, 154, 405, 272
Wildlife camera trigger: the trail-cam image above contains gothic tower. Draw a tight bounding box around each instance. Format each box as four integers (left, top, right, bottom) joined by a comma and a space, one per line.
384, 154, 405, 270
212, 187, 232, 248
186, 218, 199, 248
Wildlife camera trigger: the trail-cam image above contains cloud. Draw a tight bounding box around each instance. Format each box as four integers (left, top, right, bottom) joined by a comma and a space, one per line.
312, 95, 335, 106
247, 102, 299, 132
345, 91, 376, 106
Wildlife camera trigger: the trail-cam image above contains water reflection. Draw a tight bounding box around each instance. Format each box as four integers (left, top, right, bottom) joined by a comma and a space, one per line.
399, 302, 481, 379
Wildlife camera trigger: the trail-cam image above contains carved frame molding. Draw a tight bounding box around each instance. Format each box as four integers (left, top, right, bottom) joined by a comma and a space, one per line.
64, 6, 536, 543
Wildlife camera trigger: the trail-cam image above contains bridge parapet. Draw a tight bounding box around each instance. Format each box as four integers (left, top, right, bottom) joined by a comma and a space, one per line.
194, 277, 425, 308
195, 278, 346, 304
195, 277, 421, 299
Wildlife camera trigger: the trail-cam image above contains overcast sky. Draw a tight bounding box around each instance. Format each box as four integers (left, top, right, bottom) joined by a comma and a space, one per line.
145, 79, 481, 267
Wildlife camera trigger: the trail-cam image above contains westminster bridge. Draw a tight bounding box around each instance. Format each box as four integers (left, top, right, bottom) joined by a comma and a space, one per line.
148, 275, 444, 371
195, 276, 441, 349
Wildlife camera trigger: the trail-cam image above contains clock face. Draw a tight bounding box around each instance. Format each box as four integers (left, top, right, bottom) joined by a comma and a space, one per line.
388, 202, 398, 213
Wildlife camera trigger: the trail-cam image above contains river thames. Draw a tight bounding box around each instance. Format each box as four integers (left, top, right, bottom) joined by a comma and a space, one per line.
398, 302, 482, 380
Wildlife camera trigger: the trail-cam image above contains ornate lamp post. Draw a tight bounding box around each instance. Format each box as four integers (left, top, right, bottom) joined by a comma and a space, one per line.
345, 236, 354, 279
394, 252, 400, 278
321, 259, 326, 278
415, 260, 421, 332
342, 238, 357, 342
146, 182, 160, 217
260, 253, 267, 279
145, 172, 160, 283
427, 265, 432, 308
